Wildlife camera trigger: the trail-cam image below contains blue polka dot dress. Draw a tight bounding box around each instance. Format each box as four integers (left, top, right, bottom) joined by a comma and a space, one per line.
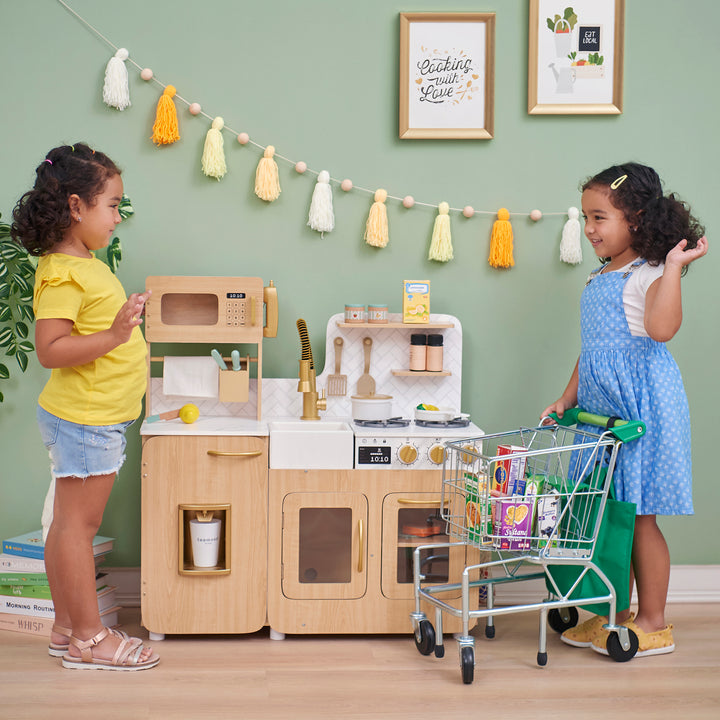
577, 261, 693, 516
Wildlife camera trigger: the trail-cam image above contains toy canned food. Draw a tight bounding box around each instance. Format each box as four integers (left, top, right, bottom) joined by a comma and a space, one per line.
367, 304, 388, 324
344, 304, 365, 323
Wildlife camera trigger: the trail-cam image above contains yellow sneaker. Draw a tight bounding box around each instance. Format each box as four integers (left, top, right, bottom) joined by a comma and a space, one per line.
560, 615, 607, 648
591, 620, 674, 657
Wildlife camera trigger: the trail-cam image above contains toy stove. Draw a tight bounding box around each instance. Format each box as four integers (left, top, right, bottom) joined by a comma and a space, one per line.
352, 418, 483, 470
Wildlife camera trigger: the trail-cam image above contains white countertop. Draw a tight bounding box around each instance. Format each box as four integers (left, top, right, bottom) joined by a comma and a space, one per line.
140, 415, 269, 436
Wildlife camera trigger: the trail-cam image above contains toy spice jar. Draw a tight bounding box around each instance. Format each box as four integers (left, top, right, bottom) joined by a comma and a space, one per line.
426, 334, 444, 372
409, 334, 427, 371
344, 304, 365, 323
367, 304, 388, 324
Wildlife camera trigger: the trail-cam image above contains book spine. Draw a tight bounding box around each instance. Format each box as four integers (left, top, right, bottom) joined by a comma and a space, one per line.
0, 556, 46, 573
0, 573, 49, 586
0, 611, 54, 636
0, 585, 53, 600
0, 595, 55, 617
1, 541, 44, 560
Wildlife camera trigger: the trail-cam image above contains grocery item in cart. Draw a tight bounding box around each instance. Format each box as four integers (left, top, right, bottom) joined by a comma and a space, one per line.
492, 444, 527, 495
536, 488, 560, 548
496, 497, 533, 550
464, 473, 492, 545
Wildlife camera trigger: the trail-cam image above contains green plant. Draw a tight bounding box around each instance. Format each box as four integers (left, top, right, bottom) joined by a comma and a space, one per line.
547, 7, 578, 32
0, 214, 36, 402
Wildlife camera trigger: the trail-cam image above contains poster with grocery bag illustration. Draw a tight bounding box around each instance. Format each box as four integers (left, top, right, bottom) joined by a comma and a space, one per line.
399, 13, 495, 139
528, 0, 624, 114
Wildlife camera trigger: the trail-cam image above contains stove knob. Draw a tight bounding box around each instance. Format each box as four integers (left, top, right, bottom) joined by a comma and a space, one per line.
460, 444, 479, 465
428, 444, 446, 465
397, 444, 418, 465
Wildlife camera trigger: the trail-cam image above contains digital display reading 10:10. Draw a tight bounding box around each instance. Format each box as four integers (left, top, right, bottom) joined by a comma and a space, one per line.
226, 292, 247, 299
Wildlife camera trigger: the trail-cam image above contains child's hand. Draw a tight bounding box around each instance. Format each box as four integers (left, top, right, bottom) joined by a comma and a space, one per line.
540, 398, 572, 424
111, 291, 151, 344
666, 236, 708, 269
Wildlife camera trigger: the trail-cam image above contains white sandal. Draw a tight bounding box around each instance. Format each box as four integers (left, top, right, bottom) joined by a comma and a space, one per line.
62, 627, 159, 671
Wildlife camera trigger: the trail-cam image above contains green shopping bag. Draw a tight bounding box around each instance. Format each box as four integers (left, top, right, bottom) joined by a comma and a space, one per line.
544, 468, 636, 616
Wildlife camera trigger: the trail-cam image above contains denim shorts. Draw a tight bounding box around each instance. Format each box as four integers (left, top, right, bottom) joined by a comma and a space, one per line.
37, 405, 135, 480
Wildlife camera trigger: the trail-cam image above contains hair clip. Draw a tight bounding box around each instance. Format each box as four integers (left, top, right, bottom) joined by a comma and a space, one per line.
70, 145, 75, 152
44, 158, 53, 165
610, 174, 627, 189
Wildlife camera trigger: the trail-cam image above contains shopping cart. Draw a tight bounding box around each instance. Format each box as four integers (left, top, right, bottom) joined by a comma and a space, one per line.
410, 409, 645, 684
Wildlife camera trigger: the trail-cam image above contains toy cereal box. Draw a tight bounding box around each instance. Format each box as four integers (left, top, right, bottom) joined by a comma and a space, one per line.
492, 445, 527, 496
403, 280, 430, 324
496, 498, 533, 550
464, 473, 492, 545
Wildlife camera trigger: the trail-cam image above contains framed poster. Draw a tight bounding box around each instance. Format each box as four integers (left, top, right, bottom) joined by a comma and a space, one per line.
399, 12, 495, 139
528, 0, 624, 115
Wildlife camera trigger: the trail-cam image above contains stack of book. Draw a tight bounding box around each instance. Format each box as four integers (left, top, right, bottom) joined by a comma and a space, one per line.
0, 530, 121, 638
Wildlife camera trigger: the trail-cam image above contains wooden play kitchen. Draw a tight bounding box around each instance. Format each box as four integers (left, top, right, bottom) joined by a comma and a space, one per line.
139, 278, 480, 639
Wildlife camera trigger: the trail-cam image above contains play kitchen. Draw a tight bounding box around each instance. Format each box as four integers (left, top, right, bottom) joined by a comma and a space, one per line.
139, 276, 482, 639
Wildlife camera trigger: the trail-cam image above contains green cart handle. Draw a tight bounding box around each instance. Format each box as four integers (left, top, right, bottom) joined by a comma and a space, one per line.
547, 408, 646, 444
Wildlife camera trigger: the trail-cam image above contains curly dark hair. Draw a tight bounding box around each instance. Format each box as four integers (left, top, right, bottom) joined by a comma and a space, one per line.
10, 143, 121, 256
582, 162, 705, 274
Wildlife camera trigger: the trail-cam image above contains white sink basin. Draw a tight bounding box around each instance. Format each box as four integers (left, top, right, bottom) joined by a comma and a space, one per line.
269, 420, 354, 470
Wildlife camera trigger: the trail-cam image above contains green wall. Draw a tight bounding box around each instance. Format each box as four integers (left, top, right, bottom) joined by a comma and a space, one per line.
1, 0, 717, 566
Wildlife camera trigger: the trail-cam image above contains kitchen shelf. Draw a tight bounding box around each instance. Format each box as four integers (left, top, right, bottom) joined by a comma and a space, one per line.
391, 370, 451, 377
336, 322, 454, 329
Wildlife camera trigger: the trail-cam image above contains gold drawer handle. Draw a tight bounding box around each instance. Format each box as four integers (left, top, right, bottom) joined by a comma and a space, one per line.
206, 450, 263, 457
397, 498, 447, 506
357, 518, 364, 574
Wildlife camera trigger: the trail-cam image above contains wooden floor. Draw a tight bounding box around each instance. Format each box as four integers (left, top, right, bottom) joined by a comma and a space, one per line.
1, 604, 719, 719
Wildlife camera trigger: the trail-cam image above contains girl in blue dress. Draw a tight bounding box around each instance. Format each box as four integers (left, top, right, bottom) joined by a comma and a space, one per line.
541, 162, 708, 657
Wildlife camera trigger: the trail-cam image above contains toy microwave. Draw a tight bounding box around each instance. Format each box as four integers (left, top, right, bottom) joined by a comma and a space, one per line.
144, 276, 279, 343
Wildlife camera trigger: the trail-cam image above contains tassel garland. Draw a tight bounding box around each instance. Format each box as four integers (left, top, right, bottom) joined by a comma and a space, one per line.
201, 117, 227, 180
103, 48, 131, 111
307, 170, 334, 236
488, 208, 514, 268
560, 206, 583, 264
255, 145, 281, 202
151, 85, 180, 145
428, 202, 453, 262
364, 189, 389, 247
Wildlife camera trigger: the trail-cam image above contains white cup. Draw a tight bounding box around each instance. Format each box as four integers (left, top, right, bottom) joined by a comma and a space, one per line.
189, 518, 221, 567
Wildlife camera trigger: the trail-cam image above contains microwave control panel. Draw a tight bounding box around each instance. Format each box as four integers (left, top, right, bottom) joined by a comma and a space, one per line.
225, 292, 248, 327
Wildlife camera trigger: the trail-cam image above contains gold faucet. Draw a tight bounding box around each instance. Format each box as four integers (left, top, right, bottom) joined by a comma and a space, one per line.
297, 319, 326, 420
298, 358, 327, 420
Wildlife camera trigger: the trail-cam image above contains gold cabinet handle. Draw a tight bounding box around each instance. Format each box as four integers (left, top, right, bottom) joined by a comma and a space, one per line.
397, 498, 447, 506
357, 518, 364, 573
206, 450, 263, 457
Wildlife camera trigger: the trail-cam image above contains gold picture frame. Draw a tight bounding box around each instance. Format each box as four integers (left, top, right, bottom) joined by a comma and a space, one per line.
528, 0, 624, 115
399, 12, 495, 139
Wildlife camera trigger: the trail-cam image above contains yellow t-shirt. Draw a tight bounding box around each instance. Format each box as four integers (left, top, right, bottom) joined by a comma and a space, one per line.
33, 253, 147, 425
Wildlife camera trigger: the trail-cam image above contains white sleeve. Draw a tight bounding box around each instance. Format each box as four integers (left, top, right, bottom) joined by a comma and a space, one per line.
622, 262, 665, 337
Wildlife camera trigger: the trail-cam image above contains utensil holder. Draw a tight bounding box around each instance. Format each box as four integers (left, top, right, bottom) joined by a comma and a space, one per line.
218, 359, 249, 403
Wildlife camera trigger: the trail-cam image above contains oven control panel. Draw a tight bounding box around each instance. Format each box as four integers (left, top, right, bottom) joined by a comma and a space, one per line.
354, 435, 479, 470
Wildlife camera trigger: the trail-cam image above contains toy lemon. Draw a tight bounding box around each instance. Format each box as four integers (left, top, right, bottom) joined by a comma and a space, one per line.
179, 403, 200, 424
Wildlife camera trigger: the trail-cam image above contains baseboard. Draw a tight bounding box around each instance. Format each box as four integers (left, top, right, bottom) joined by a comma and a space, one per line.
107, 565, 720, 609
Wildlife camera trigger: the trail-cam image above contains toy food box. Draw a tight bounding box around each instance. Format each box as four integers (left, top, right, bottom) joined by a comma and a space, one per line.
464, 473, 492, 545
403, 280, 430, 324
536, 489, 560, 547
492, 445, 527, 495
496, 498, 533, 550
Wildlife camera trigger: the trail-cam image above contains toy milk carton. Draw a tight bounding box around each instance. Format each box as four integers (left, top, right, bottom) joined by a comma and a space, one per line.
492, 445, 527, 496
536, 489, 560, 548
496, 498, 534, 550
403, 280, 430, 324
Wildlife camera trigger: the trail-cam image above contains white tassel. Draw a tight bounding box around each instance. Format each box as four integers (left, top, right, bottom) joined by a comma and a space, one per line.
103, 48, 131, 111
201, 117, 227, 180
307, 170, 334, 236
560, 206, 583, 264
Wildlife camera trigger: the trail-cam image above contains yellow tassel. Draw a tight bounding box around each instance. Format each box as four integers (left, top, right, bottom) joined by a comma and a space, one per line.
151, 85, 180, 146
255, 145, 281, 202
428, 202, 453, 262
201, 117, 227, 180
488, 208, 514, 268
364, 189, 389, 247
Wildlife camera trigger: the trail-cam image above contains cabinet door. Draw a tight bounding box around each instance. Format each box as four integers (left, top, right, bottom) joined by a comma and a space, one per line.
381, 492, 463, 600
141, 435, 267, 634
281, 492, 367, 600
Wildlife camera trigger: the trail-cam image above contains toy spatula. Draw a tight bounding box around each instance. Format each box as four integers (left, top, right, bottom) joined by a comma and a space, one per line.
327, 337, 347, 396
356, 337, 376, 396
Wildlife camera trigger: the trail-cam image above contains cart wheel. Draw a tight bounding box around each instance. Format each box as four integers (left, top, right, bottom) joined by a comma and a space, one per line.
548, 606, 579, 634
606, 628, 639, 662
485, 623, 495, 639
460, 646, 474, 684
434, 644, 445, 659
414, 620, 436, 656
537, 651, 548, 666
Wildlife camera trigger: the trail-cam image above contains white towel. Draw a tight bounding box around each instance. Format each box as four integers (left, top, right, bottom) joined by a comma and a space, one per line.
163, 356, 219, 398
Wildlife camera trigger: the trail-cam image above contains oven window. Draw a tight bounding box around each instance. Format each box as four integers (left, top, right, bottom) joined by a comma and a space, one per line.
298, 507, 352, 583
396, 508, 448, 584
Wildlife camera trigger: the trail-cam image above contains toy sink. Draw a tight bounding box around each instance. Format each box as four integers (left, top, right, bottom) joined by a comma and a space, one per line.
268, 420, 354, 469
